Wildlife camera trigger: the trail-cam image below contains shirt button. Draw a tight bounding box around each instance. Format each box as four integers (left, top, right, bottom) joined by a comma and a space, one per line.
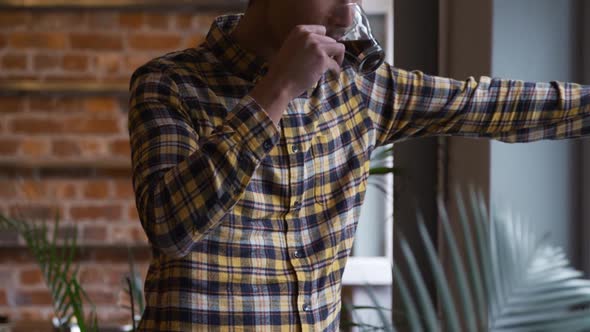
293, 250, 303, 258
291, 145, 299, 153
238, 154, 246, 164
292, 201, 301, 209
263, 140, 273, 151
302, 303, 312, 312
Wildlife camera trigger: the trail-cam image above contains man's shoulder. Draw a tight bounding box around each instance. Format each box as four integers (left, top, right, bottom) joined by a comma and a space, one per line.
129, 46, 219, 88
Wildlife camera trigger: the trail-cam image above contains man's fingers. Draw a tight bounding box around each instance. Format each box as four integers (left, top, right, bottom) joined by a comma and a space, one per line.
297, 24, 327, 36
314, 34, 338, 43
311, 35, 345, 66
326, 57, 342, 75
322, 42, 346, 67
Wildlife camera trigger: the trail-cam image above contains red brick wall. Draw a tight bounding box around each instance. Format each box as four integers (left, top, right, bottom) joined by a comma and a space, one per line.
0, 7, 223, 327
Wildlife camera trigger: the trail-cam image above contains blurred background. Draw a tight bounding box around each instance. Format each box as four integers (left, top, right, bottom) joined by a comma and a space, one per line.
1, 0, 590, 330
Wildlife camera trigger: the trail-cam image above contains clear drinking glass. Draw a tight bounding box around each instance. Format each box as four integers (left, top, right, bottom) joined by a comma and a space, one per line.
329, 2, 385, 75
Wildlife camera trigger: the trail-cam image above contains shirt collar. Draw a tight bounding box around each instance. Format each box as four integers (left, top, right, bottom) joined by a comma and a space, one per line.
205, 14, 269, 83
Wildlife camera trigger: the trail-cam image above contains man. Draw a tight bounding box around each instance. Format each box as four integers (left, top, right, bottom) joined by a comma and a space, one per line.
127, 0, 590, 330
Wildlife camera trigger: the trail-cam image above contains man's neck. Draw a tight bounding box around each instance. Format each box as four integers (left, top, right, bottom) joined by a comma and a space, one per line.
231, 7, 280, 61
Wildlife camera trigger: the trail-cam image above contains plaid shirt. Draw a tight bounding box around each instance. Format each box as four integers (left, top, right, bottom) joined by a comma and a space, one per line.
128, 14, 590, 331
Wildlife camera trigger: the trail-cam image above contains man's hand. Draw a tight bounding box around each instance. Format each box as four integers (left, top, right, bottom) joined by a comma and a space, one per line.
250, 25, 345, 125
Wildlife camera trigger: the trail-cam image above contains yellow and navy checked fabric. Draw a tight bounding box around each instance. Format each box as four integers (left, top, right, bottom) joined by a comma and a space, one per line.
128, 14, 590, 332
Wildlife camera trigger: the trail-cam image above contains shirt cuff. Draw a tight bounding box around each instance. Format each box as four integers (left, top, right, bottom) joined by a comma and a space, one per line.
224, 95, 281, 160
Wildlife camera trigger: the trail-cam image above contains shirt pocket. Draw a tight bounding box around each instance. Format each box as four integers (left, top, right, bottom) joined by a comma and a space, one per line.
311, 133, 349, 207
311, 114, 372, 207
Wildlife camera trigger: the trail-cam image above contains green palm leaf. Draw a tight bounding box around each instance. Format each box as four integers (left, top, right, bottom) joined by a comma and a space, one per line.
0, 210, 98, 331
392, 188, 590, 331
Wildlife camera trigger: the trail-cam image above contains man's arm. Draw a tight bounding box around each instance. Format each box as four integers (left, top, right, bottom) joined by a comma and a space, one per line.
128, 64, 280, 259
355, 63, 590, 146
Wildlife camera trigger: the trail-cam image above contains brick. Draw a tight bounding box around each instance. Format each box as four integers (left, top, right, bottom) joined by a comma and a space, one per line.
124, 54, 152, 74
57, 225, 77, 241
33, 54, 61, 71
70, 204, 121, 221
51, 181, 77, 199
92, 247, 151, 262
0, 270, 16, 286
83, 180, 110, 199
11, 117, 62, 134
84, 97, 119, 114
184, 34, 206, 49
63, 54, 89, 72
20, 138, 50, 157
128, 204, 139, 220
30, 12, 87, 30
144, 13, 171, 30
78, 139, 105, 158
0, 11, 29, 29
19, 307, 55, 321
63, 117, 120, 134
79, 266, 105, 285
0, 289, 6, 305
0, 96, 26, 113
175, 14, 194, 29
87, 290, 116, 305
128, 34, 182, 51
20, 268, 43, 286
82, 225, 107, 242
0, 138, 20, 155
70, 33, 123, 51
9, 32, 68, 50
51, 139, 80, 157
0, 229, 20, 245
19, 180, 47, 200
9, 204, 60, 221
88, 12, 119, 30
119, 13, 143, 29
0, 181, 17, 198
95, 53, 121, 74
103, 311, 132, 326
61, 97, 84, 113
79, 140, 106, 157
113, 180, 134, 199
0, 35, 6, 48
111, 225, 147, 243
14, 290, 52, 305
28, 97, 56, 112
19, 308, 53, 321
109, 139, 131, 157
1, 54, 28, 70
193, 14, 220, 30
29, 97, 84, 113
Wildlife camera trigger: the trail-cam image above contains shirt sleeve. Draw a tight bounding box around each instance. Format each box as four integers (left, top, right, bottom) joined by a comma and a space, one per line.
128, 64, 280, 259
355, 62, 590, 146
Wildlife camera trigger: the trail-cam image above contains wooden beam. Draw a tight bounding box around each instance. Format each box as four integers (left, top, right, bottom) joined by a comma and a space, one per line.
0, 0, 247, 10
